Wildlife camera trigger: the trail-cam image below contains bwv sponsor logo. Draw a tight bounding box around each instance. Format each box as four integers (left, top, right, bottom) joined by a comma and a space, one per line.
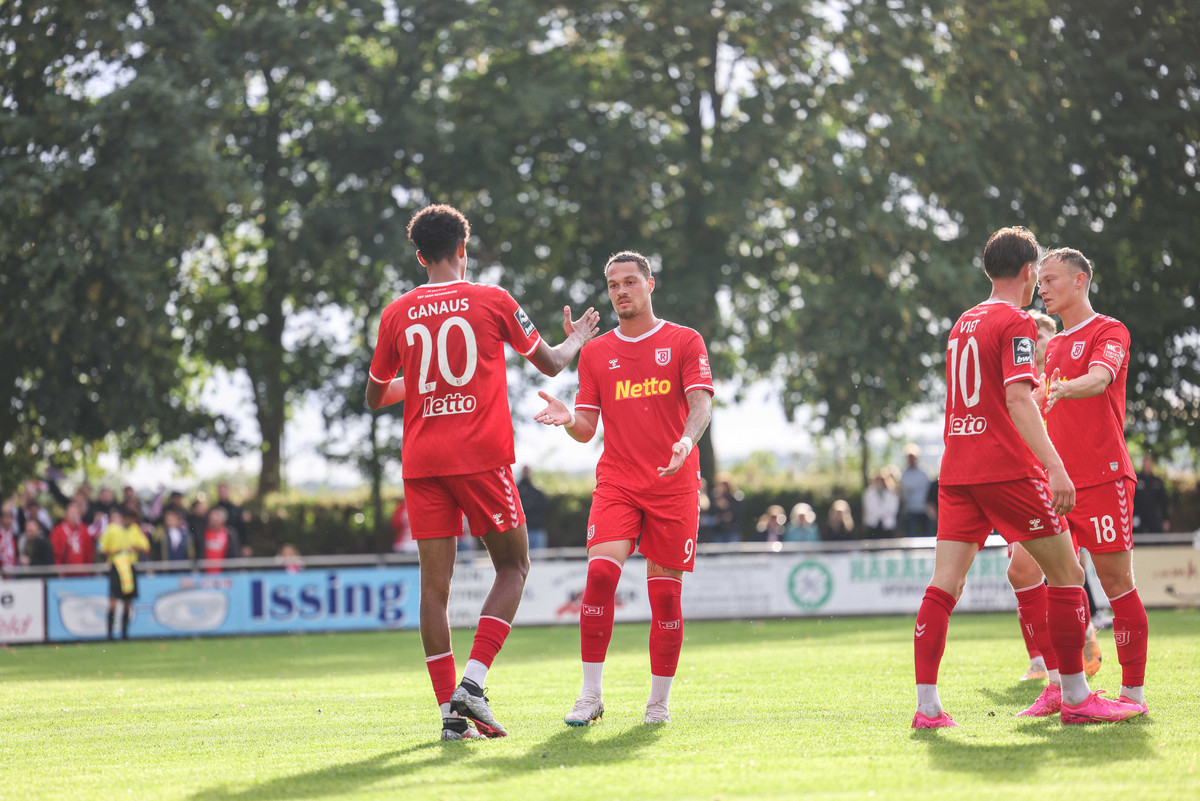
423, 393, 477, 417
948, 414, 988, 436
250, 573, 409, 624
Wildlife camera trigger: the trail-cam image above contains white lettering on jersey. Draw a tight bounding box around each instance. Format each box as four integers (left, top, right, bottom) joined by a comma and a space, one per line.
948, 414, 988, 436
408, 298, 470, 320
422, 393, 478, 418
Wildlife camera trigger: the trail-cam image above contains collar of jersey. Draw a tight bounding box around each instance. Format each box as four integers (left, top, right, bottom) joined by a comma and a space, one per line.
1057, 312, 1100, 337
614, 320, 667, 343
422, 279, 467, 288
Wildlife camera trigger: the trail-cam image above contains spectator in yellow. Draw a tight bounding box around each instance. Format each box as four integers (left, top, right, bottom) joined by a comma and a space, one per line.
100, 506, 150, 640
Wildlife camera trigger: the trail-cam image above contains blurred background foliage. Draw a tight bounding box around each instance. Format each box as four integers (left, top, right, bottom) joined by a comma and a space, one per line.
3, 1, 1198, 535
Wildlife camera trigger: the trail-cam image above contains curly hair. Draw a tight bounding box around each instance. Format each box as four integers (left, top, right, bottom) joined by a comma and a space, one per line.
982, 226, 1039, 280
407, 204, 471, 265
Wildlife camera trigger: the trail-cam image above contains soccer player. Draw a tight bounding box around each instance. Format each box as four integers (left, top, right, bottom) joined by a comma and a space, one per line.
1037, 247, 1149, 714
534, 250, 713, 726
912, 227, 1143, 728
366, 204, 599, 741
1009, 311, 1102, 687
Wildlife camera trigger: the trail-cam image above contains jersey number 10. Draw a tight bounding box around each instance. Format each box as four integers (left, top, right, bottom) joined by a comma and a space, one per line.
947, 336, 982, 409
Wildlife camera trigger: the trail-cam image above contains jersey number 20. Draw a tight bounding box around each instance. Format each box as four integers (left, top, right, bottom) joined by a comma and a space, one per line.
405, 316, 478, 393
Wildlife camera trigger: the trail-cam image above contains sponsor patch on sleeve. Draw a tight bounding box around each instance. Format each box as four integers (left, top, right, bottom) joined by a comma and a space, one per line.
514, 306, 536, 337
1102, 339, 1125, 367
1012, 336, 1034, 366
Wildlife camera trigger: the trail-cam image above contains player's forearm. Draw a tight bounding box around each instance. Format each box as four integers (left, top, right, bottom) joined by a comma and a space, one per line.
365, 377, 405, 409
564, 409, 598, 442
680, 390, 712, 444
1054, 368, 1111, 401
538, 334, 587, 377
1008, 392, 1067, 473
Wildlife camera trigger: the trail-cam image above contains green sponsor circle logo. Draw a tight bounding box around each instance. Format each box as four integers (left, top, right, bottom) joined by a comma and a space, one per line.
788, 560, 834, 609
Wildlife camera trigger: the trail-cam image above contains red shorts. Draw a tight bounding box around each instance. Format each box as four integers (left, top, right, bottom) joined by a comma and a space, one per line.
405, 466, 525, 540
938, 478, 1066, 546
586, 482, 700, 572
1065, 478, 1135, 554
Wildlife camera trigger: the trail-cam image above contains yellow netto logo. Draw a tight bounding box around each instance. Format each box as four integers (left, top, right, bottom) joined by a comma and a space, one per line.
615, 378, 672, 400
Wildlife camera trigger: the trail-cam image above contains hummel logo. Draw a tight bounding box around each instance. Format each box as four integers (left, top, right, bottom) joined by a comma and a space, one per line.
492, 513, 504, 525
915, 623, 927, 638
608, 358, 621, 370
1029, 518, 1044, 532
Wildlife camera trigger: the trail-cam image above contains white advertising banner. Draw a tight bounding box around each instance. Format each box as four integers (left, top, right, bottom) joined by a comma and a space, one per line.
447, 545, 1018, 627
0, 579, 46, 644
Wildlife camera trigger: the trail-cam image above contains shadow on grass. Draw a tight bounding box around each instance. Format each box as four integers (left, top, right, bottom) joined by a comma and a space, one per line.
977, 682, 1041, 709
189, 722, 666, 800
911, 716, 1155, 781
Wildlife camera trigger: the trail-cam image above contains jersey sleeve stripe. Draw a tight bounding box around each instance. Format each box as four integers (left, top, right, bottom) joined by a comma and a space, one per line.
518, 334, 542, 357
1089, 359, 1119, 381
575, 403, 601, 411
368, 370, 392, 384
1002, 372, 1036, 386
683, 383, 715, 395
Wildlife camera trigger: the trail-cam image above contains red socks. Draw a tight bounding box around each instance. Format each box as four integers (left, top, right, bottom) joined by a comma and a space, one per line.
468, 615, 512, 669
1109, 589, 1148, 687
425, 651, 457, 705
647, 576, 684, 677
1014, 583, 1059, 671
580, 557, 622, 663
1046, 585, 1087, 675
914, 586, 956, 685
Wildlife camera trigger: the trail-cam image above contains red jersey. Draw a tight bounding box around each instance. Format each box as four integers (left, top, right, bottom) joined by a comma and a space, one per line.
575, 321, 713, 495
369, 281, 542, 479
1043, 313, 1134, 488
940, 300, 1046, 485
51, 521, 94, 565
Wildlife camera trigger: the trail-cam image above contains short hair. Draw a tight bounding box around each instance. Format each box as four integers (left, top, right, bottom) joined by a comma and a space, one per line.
1028, 310, 1057, 335
982, 226, 1040, 280
407, 204, 470, 265
604, 250, 652, 280
1043, 247, 1094, 280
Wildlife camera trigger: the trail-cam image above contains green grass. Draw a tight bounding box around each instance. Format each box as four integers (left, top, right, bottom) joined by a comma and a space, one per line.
3, 611, 1197, 801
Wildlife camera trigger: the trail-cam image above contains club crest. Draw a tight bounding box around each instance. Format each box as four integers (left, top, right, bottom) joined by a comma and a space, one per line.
655, 348, 671, 366
1071, 341, 1086, 359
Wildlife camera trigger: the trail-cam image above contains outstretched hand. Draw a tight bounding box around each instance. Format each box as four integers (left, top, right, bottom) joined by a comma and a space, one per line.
657, 441, 690, 477
534, 390, 572, 427
1044, 368, 1067, 412
564, 305, 600, 345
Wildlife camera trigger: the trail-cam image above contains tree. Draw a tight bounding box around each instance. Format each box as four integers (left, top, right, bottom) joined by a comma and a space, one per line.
0, 0, 229, 491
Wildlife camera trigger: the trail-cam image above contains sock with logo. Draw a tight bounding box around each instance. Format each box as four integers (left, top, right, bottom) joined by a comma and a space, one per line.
425, 651, 457, 707
580, 557, 622, 664
1109, 588, 1148, 690
1014, 583, 1059, 672
1046, 585, 1086, 676
914, 586, 956, 685
462, 615, 512, 688
647, 575, 684, 677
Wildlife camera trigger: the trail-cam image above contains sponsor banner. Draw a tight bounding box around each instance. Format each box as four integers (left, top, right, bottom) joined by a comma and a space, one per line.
1131, 547, 1200, 608
45, 567, 420, 642
448, 547, 1017, 627
0, 579, 46, 644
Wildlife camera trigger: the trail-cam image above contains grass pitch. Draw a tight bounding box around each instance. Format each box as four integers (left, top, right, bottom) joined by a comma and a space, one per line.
2, 610, 1197, 801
